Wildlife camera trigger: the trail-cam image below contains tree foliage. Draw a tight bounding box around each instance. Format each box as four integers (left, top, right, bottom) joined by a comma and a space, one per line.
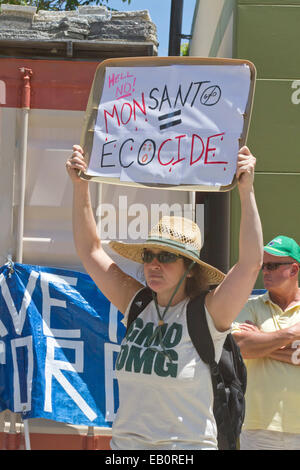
0, 0, 131, 12
180, 42, 189, 56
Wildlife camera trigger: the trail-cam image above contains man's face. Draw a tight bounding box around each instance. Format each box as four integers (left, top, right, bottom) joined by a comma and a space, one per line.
262, 252, 296, 291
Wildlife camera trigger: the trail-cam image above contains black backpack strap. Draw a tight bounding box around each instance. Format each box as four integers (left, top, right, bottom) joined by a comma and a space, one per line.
126, 286, 153, 331
186, 292, 215, 364
186, 293, 237, 450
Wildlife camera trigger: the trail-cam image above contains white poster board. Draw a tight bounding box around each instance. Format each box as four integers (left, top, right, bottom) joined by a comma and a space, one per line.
81, 58, 256, 191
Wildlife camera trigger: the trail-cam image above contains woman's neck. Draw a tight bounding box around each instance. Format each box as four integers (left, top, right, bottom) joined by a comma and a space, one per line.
156, 287, 187, 307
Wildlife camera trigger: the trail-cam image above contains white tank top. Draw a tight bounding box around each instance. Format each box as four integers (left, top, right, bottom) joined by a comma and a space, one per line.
111, 293, 229, 450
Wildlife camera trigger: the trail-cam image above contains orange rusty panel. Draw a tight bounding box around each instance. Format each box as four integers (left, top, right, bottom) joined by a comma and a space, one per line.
0, 431, 111, 450
29, 433, 112, 451
0, 57, 100, 111
0, 432, 24, 450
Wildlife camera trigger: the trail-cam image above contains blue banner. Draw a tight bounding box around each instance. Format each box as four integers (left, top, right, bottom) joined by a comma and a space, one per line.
0, 263, 126, 427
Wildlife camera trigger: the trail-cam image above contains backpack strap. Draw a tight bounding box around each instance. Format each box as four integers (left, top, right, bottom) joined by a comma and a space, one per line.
126, 286, 153, 331
187, 292, 215, 364
186, 293, 237, 450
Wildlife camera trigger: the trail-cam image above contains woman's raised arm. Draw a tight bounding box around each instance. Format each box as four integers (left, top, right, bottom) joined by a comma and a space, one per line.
66, 145, 143, 314
205, 146, 263, 331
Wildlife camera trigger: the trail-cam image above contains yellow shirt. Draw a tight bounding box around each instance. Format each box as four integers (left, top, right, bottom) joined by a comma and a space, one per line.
232, 293, 300, 433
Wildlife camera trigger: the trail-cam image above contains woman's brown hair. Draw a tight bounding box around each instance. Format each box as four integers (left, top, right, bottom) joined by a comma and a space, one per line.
183, 258, 210, 299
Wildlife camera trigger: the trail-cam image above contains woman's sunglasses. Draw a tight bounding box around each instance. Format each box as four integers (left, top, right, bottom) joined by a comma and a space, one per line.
141, 249, 182, 264
261, 262, 294, 271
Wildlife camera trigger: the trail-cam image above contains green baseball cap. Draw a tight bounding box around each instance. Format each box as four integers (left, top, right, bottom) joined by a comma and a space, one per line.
264, 235, 300, 263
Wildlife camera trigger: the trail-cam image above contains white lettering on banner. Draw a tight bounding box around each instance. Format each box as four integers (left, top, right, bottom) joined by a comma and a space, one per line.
291, 340, 300, 365
0, 271, 39, 335
291, 80, 300, 104
40, 272, 80, 338
11, 336, 33, 412
45, 337, 97, 421
108, 303, 119, 343
104, 342, 121, 422
0, 319, 8, 337
0, 341, 6, 364
0, 80, 5, 104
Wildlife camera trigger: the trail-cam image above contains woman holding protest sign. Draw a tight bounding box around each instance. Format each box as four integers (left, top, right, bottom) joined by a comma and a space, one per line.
66, 143, 263, 450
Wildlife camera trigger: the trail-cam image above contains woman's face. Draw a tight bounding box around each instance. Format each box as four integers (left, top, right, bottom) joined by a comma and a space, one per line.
143, 248, 188, 299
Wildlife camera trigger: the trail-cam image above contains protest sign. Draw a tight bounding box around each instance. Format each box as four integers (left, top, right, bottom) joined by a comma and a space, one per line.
0, 263, 125, 427
80, 57, 256, 191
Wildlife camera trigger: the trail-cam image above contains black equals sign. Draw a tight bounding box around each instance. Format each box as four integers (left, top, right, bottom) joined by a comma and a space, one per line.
158, 110, 182, 130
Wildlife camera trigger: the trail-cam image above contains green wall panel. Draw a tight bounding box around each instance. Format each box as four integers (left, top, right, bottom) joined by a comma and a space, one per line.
231, 1, 300, 289
230, 173, 300, 288
247, 79, 300, 172
235, 5, 300, 78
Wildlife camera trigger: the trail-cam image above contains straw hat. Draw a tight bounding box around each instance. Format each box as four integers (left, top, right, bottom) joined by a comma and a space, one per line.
109, 216, 225, 285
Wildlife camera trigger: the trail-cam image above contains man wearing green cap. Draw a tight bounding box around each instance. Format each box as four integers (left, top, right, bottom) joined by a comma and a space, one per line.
232, 235, 300, 450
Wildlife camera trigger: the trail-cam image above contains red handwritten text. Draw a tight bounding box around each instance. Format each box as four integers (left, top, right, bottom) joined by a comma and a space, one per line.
103, 93, 146, 133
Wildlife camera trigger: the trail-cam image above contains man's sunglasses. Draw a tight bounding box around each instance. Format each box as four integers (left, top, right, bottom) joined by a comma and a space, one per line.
261, 262, 295, 271
141, 249, 182, 264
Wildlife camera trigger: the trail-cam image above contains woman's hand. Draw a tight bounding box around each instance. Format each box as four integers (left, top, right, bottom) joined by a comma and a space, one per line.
66, 145, 87, 184
236, 146, 256, 190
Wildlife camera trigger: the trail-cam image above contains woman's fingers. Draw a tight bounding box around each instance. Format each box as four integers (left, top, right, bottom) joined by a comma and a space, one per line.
236, 147, 256, 185
238, 145, 251, 156
66, 145, 87, 181
72, 144, 84, 154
